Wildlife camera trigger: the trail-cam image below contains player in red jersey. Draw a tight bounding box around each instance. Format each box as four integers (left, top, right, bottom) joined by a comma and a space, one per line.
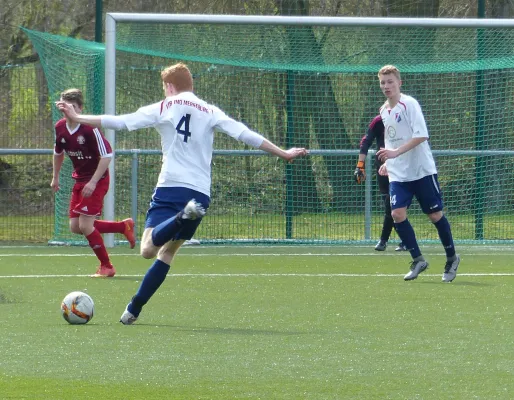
51, 88, 136, 278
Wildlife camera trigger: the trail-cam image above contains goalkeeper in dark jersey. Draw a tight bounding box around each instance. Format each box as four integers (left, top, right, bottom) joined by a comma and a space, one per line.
354, 115, 406, 252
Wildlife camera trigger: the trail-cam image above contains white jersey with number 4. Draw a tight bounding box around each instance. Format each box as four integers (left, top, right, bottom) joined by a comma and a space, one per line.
379, 94, 437, 182
122, 91, 248, 196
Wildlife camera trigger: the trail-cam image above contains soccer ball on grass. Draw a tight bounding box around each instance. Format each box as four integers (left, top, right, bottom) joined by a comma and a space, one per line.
61, 291, 94, 324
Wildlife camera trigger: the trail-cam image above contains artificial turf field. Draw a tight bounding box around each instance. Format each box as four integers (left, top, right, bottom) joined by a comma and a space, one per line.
0, 244, 513, 399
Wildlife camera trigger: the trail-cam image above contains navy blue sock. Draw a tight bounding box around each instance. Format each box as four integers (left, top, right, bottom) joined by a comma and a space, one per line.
151, 212, 184, 247
433, 215, 456, 258
394, 219, 421, 259
128, 259, 170, 316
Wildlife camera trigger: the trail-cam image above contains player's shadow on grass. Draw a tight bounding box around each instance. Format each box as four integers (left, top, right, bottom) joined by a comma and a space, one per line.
135, 324, 315, 336
418, 280, 494, 286
112, 276, 143, 281
0, 292, 16, 303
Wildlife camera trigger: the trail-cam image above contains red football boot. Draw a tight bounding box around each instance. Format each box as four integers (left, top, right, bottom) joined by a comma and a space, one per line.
122, 218, 136, 249
91, 263, 116, 278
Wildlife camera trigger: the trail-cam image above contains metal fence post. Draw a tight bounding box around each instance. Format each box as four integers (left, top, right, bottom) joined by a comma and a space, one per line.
131, 150, 139, 237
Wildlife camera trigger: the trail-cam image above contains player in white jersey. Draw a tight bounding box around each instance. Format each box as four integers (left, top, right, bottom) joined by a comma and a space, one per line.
56, 63, 308, 324
375, 65, 460, 283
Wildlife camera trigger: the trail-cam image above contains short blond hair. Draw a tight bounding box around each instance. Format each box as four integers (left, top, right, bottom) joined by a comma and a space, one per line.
378, 65, 401, 80
161, 63, 193, 92
60, 88, 83, 108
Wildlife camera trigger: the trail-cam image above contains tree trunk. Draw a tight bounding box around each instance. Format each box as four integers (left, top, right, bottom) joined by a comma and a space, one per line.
0, 68, 11, 149
480, 0, 512, 211
381, 0, 441, 97
277, 0, 354, 212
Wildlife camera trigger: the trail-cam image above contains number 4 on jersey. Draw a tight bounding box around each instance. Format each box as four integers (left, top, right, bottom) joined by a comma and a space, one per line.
176, 114, 191, 142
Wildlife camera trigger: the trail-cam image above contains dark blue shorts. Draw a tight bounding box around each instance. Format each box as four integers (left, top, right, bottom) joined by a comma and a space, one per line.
145, 187, 210, 240
389, 174, 443, 214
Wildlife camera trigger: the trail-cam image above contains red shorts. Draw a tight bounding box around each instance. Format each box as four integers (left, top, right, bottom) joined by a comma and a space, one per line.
69, 176, 110, 218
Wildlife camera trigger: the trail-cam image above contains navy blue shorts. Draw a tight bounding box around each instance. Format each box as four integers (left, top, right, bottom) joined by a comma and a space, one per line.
389, 174, 443, 214
145, 187, 210, 240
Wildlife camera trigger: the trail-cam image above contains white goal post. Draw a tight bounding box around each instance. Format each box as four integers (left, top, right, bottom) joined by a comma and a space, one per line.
102, 13, 514, 246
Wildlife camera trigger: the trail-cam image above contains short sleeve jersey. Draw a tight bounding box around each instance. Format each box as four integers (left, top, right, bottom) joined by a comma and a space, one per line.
379, 94, 437, 182
54, 119, 113, 182
121, 91, 248, 197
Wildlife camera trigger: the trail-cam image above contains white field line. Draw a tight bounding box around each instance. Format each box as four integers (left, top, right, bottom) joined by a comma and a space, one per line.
1, 273, 514, 279
0, 253, 513, 257
2, 244, 514, 250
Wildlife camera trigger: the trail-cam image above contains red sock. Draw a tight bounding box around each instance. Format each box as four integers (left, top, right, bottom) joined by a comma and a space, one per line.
86, 229, 110, 265
94, 220, 125, 234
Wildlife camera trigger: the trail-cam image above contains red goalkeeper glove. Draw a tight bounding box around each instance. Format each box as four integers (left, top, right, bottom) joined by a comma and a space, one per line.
354, 161, 366, 184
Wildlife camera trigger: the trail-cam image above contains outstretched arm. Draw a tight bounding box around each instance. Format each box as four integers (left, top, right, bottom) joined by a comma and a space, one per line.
55, 101, 103, 128
235, 129, 307, 162
258, 138, 308, 163
55, 102, 126, 130
215, 110, 307, 162
56, 101, 159, 131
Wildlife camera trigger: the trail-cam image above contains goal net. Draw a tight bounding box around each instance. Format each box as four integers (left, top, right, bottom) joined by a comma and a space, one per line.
24, 16, 514, 245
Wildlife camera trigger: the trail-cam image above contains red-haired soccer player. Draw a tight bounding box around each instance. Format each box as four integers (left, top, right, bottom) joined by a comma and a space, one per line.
51, 88, 135, 278
57, 64, 308, 324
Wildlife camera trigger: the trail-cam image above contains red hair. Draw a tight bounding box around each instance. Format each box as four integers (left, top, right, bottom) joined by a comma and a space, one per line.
161, 63, 193, 92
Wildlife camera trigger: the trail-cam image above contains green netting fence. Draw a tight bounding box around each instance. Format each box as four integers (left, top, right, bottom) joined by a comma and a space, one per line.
23, 16, 514, 245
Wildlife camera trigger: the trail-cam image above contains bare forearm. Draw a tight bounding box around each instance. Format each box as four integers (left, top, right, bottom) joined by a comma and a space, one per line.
55, 101, 104, 128
52, 154, 65, 178
90, 157, 111, 183
73, 114, 103, 128
258, 139, 288, 160
396, 137, 427, 156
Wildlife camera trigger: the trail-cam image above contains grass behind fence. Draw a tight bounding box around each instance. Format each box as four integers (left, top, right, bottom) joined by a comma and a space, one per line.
2, 213, 514, 244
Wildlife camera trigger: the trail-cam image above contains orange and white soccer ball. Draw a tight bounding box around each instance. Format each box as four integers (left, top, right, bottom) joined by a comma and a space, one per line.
61, 291, 94, 324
